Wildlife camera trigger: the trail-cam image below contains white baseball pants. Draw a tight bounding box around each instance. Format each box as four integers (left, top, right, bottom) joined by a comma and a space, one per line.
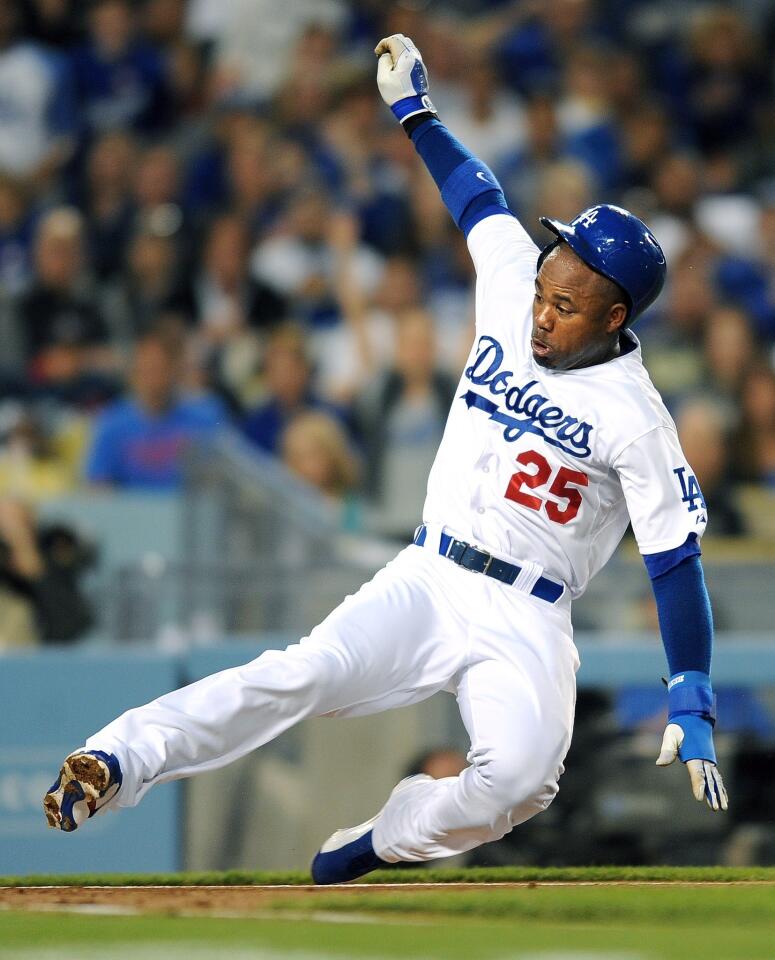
86, 542, 579, 862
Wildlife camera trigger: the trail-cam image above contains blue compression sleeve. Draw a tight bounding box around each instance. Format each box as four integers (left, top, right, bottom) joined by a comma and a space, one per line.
649, 554, 713, 676
410, 118, 512, 234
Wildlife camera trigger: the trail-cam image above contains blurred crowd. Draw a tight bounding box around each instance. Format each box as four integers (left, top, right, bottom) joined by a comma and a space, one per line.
1, 0, 775, 642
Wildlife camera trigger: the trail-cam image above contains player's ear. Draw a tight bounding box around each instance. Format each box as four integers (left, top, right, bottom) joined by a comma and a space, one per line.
605, 302, 627, 334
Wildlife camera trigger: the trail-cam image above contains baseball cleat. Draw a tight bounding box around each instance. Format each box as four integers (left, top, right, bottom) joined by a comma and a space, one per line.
43, 750, 123, 832
311, 774, 433, 884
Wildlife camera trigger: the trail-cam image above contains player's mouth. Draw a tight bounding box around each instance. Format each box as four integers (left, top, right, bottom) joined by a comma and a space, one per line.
531, 337, 553, 359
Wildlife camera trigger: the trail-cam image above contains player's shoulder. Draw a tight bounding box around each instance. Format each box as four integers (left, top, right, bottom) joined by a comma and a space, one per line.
587, 334, 675, 447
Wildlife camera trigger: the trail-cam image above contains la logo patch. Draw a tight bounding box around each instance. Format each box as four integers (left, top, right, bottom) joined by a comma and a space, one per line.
577, 208, 600, 228
673, 466, 706, 513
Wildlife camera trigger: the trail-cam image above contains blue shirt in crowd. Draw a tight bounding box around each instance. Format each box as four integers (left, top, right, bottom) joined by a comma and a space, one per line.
242, 394, 346, 455
86, 394, 225, 490
70, 38, 169, 136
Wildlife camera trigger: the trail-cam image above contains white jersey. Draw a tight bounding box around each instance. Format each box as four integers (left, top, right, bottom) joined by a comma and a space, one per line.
422, 214, 707, 599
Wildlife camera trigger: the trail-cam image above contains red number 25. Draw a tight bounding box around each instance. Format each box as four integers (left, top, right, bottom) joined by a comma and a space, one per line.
505, 449, 588, 525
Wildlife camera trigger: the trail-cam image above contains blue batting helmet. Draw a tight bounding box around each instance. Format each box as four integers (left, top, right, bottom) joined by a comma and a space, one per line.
537, 204, 666, 322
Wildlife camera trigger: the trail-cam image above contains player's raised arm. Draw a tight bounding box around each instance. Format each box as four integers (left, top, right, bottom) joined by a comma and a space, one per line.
375, 34, 538, 276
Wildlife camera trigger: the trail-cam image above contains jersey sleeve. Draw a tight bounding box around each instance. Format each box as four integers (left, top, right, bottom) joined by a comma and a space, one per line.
466, 214, 540, 285
614, 426, 708, 555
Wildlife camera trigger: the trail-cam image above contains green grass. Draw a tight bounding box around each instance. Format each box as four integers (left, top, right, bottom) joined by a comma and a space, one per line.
3, 864, 775, 886
268, 883, 775, 924
2, 903, 775, 960
4, 869, 775, 959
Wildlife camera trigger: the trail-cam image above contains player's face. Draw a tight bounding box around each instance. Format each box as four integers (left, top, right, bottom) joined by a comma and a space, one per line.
531, 246, 627, 370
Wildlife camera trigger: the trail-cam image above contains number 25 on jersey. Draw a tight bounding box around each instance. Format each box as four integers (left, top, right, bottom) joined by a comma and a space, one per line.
505, 450, 588, 525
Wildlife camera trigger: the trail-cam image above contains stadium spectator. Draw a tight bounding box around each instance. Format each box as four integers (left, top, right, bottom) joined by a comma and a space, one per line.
355, 308, 455, 541
556, 45, 621, 190
280, 409, 360, 524
81, 131, 137, 281
439, 53, 526, 168
0, 497, 94, 646
316, 69, 413, 255
103, 227, 188, 343
71, 0, 171, 140
675, 397, 745, 537
223, 122, 285, 235
201, 0, 347, 104
682, 6, 769, 154
251, 188, 383, 325
617, 102, 672, 193
14, 207, 113, 393
496, 94, 562, 219
273, 24, 339, 132
22, 0, 83, 50
526, 159, 596, 242
241, 324, 343, 455
405, 746, 467, 782
186, 214, 287, 405
642, 245, 716, 403
85, 333, 225, 490
142, 0, 187, 52
702, 307, 756, 402
735, 367, 775, 487
0, 402, 84, 502
496, 0, 604, 97
0, 174, 36, 298
132, 143, 188, 243
0, 0, 76, 187
192, 214, 286, 337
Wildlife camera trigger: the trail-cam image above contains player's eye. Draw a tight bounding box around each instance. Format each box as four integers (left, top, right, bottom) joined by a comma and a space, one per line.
533, 291, 543, 303
556, 304, 569, 315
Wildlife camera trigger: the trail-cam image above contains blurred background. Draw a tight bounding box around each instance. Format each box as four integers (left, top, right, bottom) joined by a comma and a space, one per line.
1, 0, 774, 875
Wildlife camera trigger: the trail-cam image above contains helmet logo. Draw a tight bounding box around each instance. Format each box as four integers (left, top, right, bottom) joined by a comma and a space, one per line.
577, 208, 600, 228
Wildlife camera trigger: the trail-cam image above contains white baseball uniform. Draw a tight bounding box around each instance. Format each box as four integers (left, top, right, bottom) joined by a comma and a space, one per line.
85, 213, 707, 863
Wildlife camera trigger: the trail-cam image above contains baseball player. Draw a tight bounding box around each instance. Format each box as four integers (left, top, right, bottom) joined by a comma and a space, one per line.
43, 35, 727, 883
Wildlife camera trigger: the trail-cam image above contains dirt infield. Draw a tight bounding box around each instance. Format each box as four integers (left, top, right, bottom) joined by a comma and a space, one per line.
3, 880, 775, 918
3, 884, 511, 917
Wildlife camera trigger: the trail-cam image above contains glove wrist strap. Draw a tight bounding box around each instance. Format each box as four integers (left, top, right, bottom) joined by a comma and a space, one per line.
391, 94, 437, 124
667, 671, 716, 724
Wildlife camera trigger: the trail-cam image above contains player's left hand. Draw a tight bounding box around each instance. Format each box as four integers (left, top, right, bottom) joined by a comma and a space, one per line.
656, 720, 728, 811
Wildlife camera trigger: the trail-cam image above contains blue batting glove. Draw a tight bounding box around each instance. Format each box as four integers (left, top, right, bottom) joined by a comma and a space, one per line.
655, 671, 728, 812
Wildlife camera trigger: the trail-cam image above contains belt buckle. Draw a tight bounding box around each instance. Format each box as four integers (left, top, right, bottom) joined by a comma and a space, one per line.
481, 551, 494, 575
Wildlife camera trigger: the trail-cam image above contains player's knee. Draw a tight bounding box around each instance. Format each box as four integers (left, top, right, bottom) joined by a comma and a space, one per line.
506, 775, 559, 824
471, 749, 560, 819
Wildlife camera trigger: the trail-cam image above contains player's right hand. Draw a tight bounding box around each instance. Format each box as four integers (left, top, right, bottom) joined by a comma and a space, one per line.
374, 34, 436, 122
656, 720, 728, 812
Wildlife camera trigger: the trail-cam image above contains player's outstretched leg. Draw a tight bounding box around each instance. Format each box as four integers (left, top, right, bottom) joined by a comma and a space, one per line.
43, 750, 123, 832
42, 546, 466, 832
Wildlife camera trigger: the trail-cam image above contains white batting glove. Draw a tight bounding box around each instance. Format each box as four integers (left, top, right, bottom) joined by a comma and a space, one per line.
374, 34, 437, 124
656, 722, 729, 812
